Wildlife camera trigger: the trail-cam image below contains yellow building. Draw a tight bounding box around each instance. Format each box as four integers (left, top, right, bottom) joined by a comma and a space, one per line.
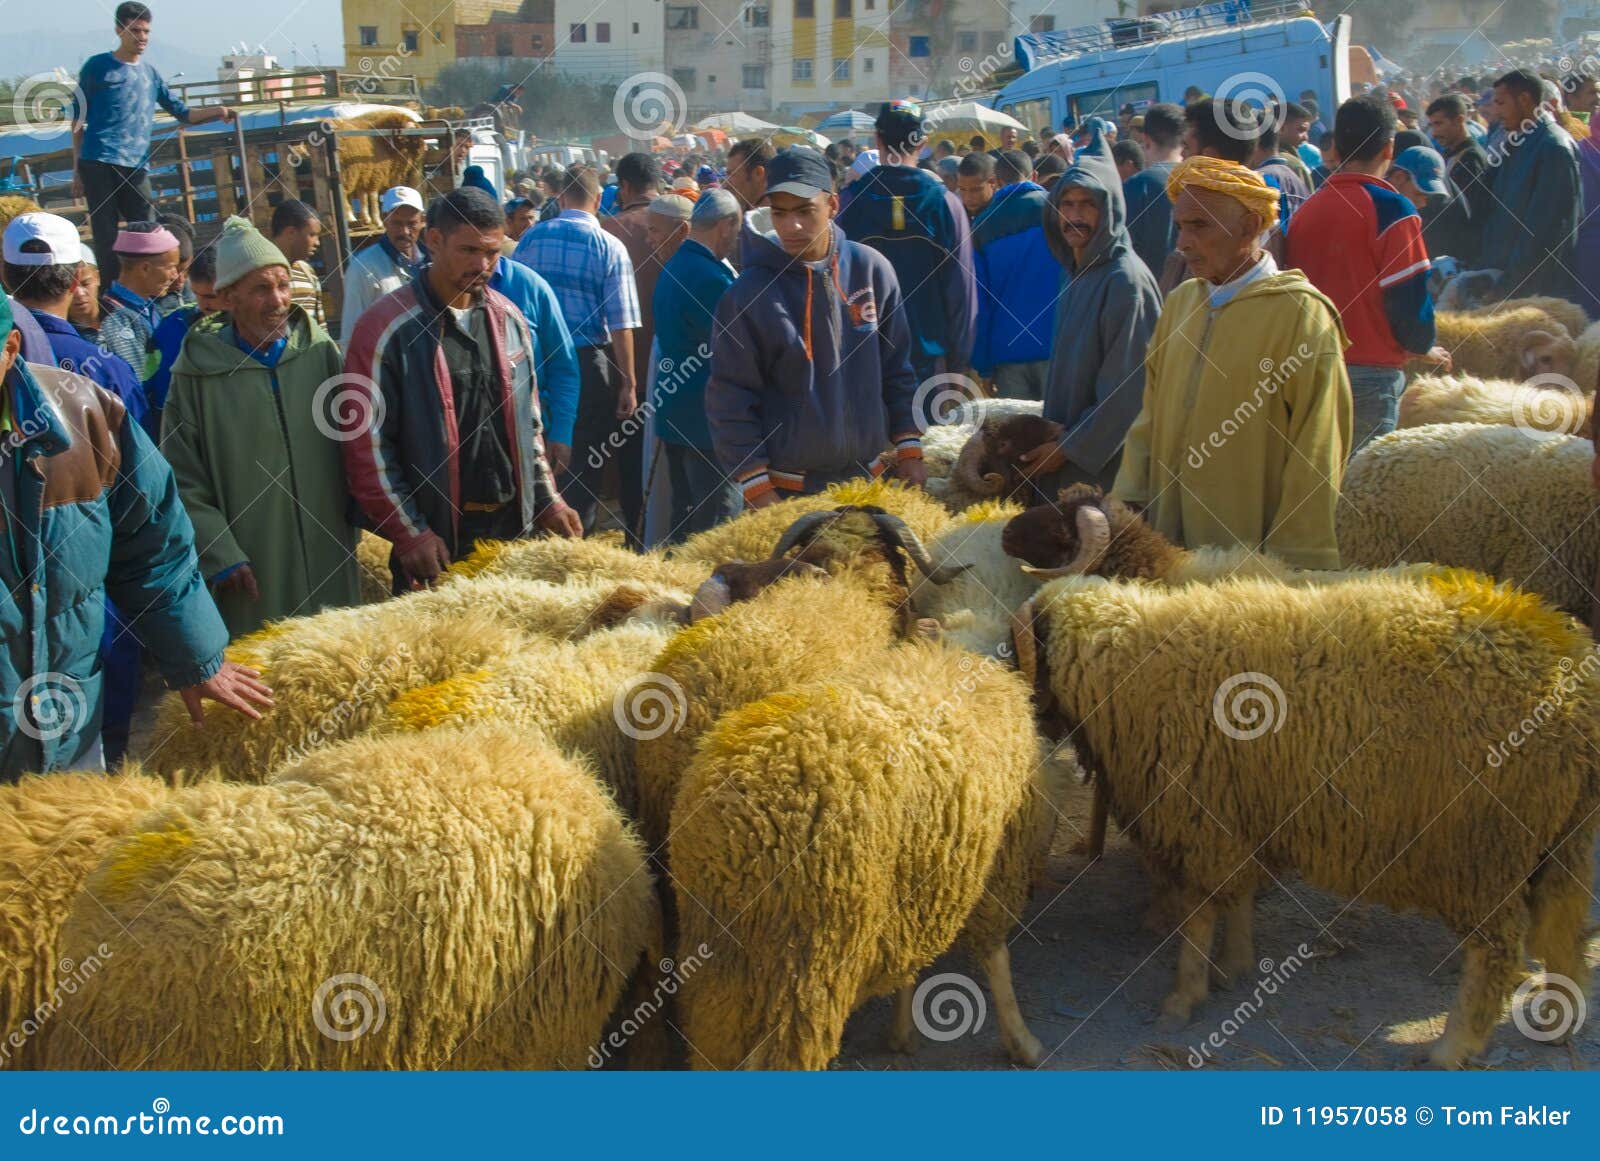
342, 0, 529, 88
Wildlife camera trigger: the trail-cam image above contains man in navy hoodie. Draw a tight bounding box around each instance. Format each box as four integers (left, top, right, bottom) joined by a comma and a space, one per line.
707, 147, 925, 508
836, 99, 976, 382
971, 150, 1059, 400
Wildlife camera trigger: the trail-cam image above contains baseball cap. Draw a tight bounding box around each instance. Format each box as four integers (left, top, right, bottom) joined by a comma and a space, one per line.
4, 212, 86, 266
380, 186, 424, 215
764, 146, 834, 200
1392, 146, 1449, 197
875, 98, 923, 152
849, 148, 880, 179
79, 243, 97, 267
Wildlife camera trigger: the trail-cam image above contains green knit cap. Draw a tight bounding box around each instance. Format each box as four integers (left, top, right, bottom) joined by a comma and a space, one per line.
211, 215, 289, 290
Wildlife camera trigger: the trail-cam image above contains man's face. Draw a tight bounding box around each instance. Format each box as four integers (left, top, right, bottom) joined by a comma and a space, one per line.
283, 216, 322, 261
69, 264, 99, 324
220, 265, 292, 343
1181, 123, 1202, 158
725, 155, 766, 210
508, 204, 537, 239
452, 135, 473, 164
1174, 188, 1259, 284
1428, 110, 1465, 147
1056, 185, 1101, 252
956, 172, 994, 216
1492, 84, 1534, 131
119, 248, 180, 298
425, 223, 504, 298
1000, 127, 1018, 149
1570, 78, 1599, 115
645, 214, 688, 261
190, 278, 222, 313
118, 17, 151, 55
705, 216, 739, 260
1387, 167, 1428, 210
1281, 116, 1310, 148
384, 206, 423, 250
767, 190, 835, 259
166, 258, 190, 296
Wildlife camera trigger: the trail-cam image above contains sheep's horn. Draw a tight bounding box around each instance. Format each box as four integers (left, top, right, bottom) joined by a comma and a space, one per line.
688, 575, 732, 621
1010, 596, 1038, 684
951, 430, 1005, 496
770, 509, 845, 559
870, 512, 972, 584
1019, 505, 1112, 579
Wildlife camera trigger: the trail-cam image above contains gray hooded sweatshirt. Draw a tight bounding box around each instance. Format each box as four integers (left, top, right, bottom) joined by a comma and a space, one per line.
1041, 134, 1163, 491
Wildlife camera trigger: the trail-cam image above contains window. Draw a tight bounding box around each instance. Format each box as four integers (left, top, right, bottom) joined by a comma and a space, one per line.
958, 31, 977, 52
401, 29, 420, 53
908, 35, 929, 57
673, 67, 697, 91
833, 57, 850, 82
864, 0, 873, 8
1030, 15, 1055, 32
742, 64, 766, 88
747, 5, 770, 26
597, 22, 611, 41
796, 0, 814, 17
793, 58, 813, 81
1068, 81, 1158, 122
863, 56, 874, 73
358, 26, 378, 47
835, 0, 851, 16
570, 22, 586, 42
1001, 96, 1053, 137
532, 33, 544, 50
667, 5, 699, 29
434, 28, 444, 43
633, 22, 640, 32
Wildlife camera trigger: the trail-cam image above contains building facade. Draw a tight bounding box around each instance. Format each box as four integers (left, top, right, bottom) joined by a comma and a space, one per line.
342, 0, 534, 88
767, 0, 893, 117
455, 21, 557, 63
663, 0, 776, 114
552, 0, 668, 81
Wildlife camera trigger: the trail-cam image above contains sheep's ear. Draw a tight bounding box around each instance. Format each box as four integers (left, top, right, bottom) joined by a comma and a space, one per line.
1520, 330, 1560, 367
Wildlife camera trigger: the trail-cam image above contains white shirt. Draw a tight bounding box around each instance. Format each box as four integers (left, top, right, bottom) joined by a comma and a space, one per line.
339, 242, 418, 343
1206, 251, 1278, 309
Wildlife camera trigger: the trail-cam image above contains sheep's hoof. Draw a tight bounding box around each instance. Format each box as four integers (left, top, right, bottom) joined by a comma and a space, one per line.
912, 617, 942, 641
1424, 1037, 1470, 1070
1210, 954, 1254, 990
1154, 999, 1193, 1034
886, 1027, 918, 1055
1005, 1031, 1045, 1067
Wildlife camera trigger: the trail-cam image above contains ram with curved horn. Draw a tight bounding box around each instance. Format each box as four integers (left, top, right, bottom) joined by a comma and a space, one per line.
948, 415, 1069, 505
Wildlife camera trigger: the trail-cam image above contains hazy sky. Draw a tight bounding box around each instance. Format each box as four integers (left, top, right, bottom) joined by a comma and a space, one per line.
15, 0, 347, 67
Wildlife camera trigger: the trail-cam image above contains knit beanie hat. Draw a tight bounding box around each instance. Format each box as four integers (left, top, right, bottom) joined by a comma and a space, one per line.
212, 215, 289, 290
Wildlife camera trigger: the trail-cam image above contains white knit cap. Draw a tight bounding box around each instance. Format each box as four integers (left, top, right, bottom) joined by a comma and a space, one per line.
3, 213, 83, 266
380, 186, 424, 215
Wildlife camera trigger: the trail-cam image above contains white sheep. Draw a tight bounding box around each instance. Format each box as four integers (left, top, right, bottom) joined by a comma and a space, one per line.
1398, 373, 1592, 437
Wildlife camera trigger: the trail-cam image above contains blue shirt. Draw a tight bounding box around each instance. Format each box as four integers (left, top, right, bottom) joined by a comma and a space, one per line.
73, 53, 191, 169
511, 209, 640, 349
232, 331, 288, 369
488, 256, 580, 446
30, 308, 151, 435
652, 240, 735, 449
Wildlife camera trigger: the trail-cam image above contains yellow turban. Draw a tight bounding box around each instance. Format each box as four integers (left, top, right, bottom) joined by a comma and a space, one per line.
1166, 155, 1280, 229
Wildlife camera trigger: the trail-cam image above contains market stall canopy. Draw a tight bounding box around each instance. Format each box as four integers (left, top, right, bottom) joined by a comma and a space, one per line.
920, 101, 1029, 149
768, 126, 831, 148
813, 110, 876, 136
692, 111, 779, 135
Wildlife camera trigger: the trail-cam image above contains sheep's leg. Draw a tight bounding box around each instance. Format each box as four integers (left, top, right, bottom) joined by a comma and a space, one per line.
1156, 903, 1217, 1031
887, 985, 917, 1054
1429, 939, 1521, 1068
1211, 892, 1256, 988
984, 943, 1043, 1066
1526, 862, 1593, 1043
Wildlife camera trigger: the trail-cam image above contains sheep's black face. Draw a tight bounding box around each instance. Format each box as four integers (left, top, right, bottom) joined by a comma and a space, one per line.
715, 558, 829, 603
1002, 505, 1075, 568
990, 414, 1067, 462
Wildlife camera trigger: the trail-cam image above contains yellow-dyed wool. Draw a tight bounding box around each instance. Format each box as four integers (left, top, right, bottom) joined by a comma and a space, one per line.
1337, 423, 1600, 616
447, 535, 703, 590
672, 643, 1063, 1070
1031, 572, 1600, 1066
636, 573, 898, 851
1398, 374, 1590, 435
0, 771, 170, 1069
669, 479, 953, 567
1432, 307, 1575, 381
378, 623, 675, 816
47, 724, 659, 1070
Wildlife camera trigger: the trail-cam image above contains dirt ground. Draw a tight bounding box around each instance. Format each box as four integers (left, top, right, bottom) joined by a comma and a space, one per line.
836, 776, 1600, 1072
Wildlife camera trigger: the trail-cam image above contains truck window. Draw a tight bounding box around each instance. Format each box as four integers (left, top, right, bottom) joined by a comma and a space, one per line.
1070, 82, 1158, 122
1002, 97, 1053, 137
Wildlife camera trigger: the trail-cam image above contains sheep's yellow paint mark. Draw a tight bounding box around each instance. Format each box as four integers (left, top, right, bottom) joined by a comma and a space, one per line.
957, 499, 1022, 525
1426, 569, 1588, 656
447, 538, 512, 579
653, 618, 725, 668
707, 690, 813, 754
98, 823, 194, 902
224, 621, 289, 671
827, 478, 898, 508
385, 670, 491, 732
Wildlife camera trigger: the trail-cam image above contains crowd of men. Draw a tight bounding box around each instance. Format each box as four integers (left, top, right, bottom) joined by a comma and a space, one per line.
2, 0, 1597, 780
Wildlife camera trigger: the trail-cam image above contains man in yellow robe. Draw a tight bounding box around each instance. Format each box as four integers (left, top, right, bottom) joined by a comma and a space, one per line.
1113, 156, 1352, 569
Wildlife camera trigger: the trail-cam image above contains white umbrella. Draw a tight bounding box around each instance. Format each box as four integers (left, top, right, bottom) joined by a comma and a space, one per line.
692, 111, 779, 135
921, 101, 1028, 147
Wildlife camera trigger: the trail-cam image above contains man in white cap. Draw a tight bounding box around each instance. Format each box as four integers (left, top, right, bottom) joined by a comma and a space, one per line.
339, 185, 425, 338
162, 216, 360, 639
69, 243, 103, 341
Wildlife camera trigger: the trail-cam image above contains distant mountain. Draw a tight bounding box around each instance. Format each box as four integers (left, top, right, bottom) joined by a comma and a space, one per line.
0, 30, 338, 85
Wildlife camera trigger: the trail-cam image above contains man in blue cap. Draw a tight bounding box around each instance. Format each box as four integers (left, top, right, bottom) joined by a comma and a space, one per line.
1388, 145, 1479, 268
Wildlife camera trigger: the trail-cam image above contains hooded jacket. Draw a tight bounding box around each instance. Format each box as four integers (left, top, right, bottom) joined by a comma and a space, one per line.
163, 305, 362, 638
706, 213, 920, 501
1480, 111, 1582, 302
835, 163, 977, 374
1041, 137, 1163, 486
970, 181, 1060, 372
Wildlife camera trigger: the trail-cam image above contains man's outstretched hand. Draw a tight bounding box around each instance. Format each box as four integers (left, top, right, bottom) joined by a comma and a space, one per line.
179, 661, 274, 726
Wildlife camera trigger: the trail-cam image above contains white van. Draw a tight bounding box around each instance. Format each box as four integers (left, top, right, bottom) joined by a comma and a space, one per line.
994, 0, 1351, 135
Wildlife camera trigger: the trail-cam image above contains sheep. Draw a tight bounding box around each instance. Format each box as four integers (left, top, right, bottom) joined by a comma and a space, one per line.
355, 530, 393, 603
47, 723, 660, 1070
1575, 320, 1600, 395
0, 771, 170, 1069
1337, 423, 1600, 619
671, 642, 1072, 1069
1467, 296, 1590, 345
634, 572, 900, 852
447, 533, 705, 591
1012, 568, 1600, 1068
669, 477, 953, 569
906, 500, 1038, 657
1431, 307, 1575, 381
944, 414, 1068, 506
0, 196, 41, 233
919, 398, 1047, 512
332, 108, 426, 227
1397, 374, 1592, 437
377, 622, 677, 816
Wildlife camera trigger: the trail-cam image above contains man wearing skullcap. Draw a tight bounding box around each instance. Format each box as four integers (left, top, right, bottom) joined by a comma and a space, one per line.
1112, 155, 1352, 570
99, 220, 181, 372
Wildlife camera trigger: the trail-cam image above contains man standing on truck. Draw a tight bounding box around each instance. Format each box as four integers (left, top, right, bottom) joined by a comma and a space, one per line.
70, 3, 235, 278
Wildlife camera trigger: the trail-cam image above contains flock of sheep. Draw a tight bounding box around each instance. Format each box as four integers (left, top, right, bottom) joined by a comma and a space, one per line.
2, 295, 1598, 1073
